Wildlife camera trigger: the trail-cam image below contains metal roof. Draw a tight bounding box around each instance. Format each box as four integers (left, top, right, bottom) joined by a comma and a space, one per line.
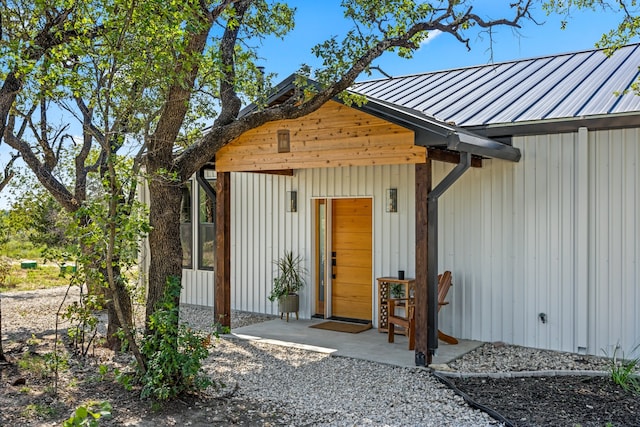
352, 44, 640, 131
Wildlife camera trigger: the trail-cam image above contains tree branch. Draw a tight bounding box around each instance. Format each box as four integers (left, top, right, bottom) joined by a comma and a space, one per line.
3, 131, 78, 211
215, 0, 251, 127
175, 0, 535, 175
0, 7, 103, 144
0, 152, 19, 193
147, 4, 214, 170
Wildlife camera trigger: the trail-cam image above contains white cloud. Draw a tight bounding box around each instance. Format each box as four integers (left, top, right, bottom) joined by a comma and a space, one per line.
420, 29, 443, 47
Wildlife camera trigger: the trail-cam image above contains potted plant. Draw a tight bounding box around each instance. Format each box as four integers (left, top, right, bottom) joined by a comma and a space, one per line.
390, 283, 405, 299
268, 251, 306, 320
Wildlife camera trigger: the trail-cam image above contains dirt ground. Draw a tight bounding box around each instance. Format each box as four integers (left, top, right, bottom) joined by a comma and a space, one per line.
0, 339, 287, 426
448, 375, 640, 427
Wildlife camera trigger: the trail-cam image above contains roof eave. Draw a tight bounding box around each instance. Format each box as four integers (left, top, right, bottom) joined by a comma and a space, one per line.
469, 111, 640, 138
447, 131, 522, 162
348, 96, 522, 162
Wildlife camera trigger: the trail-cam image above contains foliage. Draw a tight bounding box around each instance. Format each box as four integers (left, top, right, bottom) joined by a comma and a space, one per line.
138, 275, 218, 400
8, 190, 75, 254
63, 297, 100, 353
268, 251, 306, 301
17, 352, 58, 379
71, 193, 150, 284
63, 402, 112, 427
0, 211, 10, 246
59, 281, 103, 357
544, 1, 640, 92
390, 283, 405, 299
0, 256, 11, 286
607, 344, 640, 393
0, 263, 70, 292
1, 0, 152, 351
114, 368, 135, 392
0, 237, 42, 260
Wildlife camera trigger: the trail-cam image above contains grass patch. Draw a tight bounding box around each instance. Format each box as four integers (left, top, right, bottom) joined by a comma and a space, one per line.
21, 403, 58, 420
609, 345, 640, 393
17, 353, 49, 378
0, 262, 70, 292
1, 239, 43, 260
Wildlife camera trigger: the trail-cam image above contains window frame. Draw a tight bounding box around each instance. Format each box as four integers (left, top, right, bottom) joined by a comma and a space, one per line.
180, 182, 193, 269
197, 178, 216, 271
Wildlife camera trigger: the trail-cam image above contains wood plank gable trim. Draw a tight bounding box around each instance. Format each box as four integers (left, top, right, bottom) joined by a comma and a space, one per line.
216, 100, 426, 172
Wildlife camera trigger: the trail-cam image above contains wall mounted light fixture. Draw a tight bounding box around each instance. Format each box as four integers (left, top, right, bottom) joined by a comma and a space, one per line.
287, 190, 297, 213
386, 188, 398, 213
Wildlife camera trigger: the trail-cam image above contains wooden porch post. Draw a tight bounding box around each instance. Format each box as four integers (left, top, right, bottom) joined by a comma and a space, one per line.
214, 172, 231, 328
415, 160, 431, 366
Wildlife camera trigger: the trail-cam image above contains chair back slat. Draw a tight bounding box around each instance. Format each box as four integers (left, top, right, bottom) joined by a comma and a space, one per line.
437, 270, 452, 310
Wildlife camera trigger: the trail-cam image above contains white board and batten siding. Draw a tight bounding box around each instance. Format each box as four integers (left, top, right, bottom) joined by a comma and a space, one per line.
230, 164, 416, 324
176, 127, 638, 356
437, 127, 640, 356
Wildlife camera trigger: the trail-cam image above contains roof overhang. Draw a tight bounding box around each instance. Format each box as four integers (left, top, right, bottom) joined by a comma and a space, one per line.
347, 96, 522, 162
239, 74, 522, 163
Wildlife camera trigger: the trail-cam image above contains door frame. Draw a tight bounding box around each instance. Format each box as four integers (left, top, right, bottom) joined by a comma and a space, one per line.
313, 196, 374, 321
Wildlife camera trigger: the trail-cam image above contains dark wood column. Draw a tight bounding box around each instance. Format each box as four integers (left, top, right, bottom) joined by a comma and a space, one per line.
214, 172, 231, 328
415, 160, 431, 366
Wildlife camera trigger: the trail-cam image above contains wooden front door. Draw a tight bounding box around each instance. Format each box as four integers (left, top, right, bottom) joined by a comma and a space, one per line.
330, 198, 372, 321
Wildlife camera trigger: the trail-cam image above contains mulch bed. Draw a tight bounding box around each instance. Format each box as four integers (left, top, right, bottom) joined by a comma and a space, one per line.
449, 375, 640, 426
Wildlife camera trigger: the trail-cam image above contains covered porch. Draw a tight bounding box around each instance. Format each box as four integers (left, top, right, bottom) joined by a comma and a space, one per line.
212, 77, 521, 366
228, 317, 483, 368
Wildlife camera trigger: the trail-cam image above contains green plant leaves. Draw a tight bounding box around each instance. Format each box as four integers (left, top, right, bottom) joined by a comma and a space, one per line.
137, 275, 218, 400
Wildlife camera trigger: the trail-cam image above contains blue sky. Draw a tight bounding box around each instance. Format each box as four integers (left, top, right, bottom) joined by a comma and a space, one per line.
0, 1, 634, 209
257, 1, 628, 80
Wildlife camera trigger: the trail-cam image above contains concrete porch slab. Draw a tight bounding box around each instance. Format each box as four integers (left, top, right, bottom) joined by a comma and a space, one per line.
228, 317, 483, 368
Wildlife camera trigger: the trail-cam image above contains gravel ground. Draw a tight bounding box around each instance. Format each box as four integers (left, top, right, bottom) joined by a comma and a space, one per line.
1, 285, 625, 426
181, 303, 499, 426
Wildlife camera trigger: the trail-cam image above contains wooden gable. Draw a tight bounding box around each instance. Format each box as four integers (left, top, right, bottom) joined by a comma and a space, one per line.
215, 100, 426, 172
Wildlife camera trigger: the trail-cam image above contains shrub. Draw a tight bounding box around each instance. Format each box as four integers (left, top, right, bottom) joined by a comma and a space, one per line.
0, 256, 11, 285
138, 275, 219, 400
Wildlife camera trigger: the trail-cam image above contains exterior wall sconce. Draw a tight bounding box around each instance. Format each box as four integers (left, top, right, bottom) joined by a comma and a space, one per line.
287, 190, 297, 212
386, 188, 398, 213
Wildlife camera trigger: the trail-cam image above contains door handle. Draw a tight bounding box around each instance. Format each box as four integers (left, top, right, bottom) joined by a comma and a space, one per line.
331, 252, 337, 279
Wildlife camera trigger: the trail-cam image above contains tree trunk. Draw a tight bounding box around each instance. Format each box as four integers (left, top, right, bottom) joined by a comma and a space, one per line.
80, 243, 131, 350
104, 263, 134, 351
146, 177, 184, 323
0, 295, 6, 363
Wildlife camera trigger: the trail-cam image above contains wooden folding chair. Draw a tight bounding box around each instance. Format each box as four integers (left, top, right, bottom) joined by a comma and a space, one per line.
387, 271, 458, 349
436, 271, 458, 345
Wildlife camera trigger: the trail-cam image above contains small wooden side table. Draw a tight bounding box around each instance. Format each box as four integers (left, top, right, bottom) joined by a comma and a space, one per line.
377, 277, 415, 332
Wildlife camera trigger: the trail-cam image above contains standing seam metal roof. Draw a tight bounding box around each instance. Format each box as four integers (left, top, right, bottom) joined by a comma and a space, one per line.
352, 44, 640, 128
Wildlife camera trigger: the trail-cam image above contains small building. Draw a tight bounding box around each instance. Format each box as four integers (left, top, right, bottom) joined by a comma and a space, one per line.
143, 44, 640, 361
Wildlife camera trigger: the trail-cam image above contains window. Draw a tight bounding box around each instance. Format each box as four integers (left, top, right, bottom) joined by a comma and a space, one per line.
198, 179, 216, 270
180, 182, 193, 268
